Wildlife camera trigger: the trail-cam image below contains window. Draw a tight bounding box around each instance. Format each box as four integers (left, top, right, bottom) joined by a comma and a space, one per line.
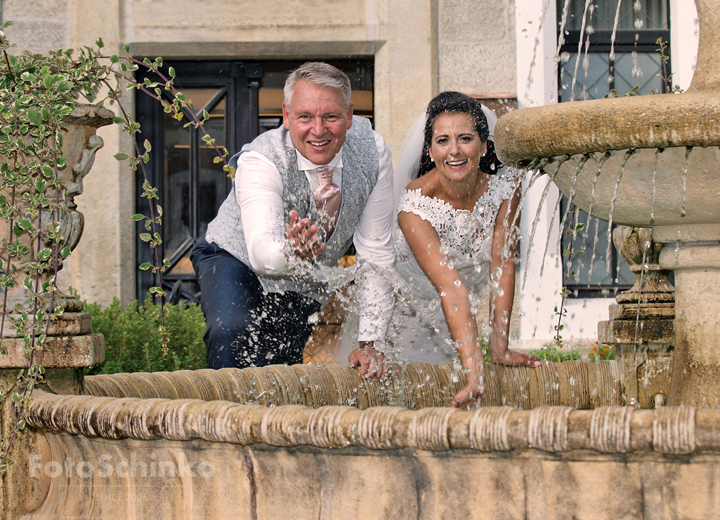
556, 0, 669, 297
135, 60, 374, 302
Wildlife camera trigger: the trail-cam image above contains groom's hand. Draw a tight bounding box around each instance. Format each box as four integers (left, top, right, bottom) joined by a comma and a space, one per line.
349, 342, 387, 380
285, 210, 326, 261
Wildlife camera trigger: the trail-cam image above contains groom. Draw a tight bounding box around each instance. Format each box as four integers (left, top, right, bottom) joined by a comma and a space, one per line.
191, 62, 395, 378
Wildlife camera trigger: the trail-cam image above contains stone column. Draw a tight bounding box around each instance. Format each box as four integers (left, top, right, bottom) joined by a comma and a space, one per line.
598, 226, 674, 408
657, 225, 720, 407
0, 106, 111, 519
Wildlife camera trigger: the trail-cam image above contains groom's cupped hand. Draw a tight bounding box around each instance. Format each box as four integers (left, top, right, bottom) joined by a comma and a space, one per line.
285, 210, 326, 261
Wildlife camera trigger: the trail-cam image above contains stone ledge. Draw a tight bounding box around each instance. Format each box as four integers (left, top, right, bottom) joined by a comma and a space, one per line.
25, 391, 720, 455
0, 333, 104, 368
608, 303, 674, 320
598, 319, 675, 346
0, 313, 92, 338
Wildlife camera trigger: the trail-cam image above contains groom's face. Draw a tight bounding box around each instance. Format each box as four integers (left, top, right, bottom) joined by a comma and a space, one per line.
283, 80, 354, 165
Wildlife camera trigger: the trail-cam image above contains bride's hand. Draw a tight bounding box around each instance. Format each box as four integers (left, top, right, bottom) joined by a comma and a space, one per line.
490, 349, 541, 367
450, 366, 484, 410
348, 342, 388, 380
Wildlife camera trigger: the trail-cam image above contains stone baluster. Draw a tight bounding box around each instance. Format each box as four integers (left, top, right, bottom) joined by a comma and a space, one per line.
598, 226, 675, 408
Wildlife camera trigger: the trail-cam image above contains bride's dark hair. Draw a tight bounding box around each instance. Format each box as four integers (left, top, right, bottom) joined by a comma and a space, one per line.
417, 91, 504, 177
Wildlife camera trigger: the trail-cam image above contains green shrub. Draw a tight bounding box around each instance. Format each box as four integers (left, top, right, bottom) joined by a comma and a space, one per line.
85, 298, 207, 375
530, 344, 582, 362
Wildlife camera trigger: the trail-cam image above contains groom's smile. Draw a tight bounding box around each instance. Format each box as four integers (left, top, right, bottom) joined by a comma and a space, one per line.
283, 79, 354, 165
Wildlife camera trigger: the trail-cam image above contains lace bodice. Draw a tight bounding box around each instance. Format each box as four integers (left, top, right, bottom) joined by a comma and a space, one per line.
394, 167, 521, 302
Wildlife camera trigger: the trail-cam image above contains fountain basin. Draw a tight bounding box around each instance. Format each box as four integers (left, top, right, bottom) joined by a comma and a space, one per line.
20, 364, 720, 519
495, 94, 720, 233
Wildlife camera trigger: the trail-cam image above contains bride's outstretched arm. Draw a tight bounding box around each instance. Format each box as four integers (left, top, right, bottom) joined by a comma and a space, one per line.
488, 187, 541, 367
398, 210, 483, 409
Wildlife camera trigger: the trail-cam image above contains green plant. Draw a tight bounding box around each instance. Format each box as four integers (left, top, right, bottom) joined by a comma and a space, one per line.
0, 23, 226, 473
85, 298, 207, 375
530, 344, 582, 362
588, 342, 615, 362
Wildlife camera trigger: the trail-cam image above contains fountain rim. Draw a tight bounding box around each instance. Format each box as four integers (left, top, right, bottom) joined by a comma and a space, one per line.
25, 390, 717, 455
494, 92, 720, 165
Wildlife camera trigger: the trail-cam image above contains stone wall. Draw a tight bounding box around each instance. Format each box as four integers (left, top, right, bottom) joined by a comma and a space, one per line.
438, 0, 516, 96
0, 0, 441, 307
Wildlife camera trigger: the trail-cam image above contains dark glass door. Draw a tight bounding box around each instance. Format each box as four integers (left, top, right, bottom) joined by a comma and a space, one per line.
135, 61, 262, 302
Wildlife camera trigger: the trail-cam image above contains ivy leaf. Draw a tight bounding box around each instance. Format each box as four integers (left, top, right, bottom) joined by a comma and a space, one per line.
130, 214, 145, 221
114, 153, 129, 161
112, 116, 125, 124
27, 109, 42, 126
35, 178, 46, 193
17, 219, 31, 231
168, 67, 175, 78
61, 247, 71, 258
143, 139, 152, 153
41, 107, 50, 121
139, 233, 152, 242
139, 262, 152, 271
57, 81, 72, 93
37, 248, 51, 262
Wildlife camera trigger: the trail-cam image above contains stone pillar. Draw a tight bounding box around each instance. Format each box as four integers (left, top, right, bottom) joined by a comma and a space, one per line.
598, 226, 674, 408
0, 106, 110, 519
658, 226, 720, 407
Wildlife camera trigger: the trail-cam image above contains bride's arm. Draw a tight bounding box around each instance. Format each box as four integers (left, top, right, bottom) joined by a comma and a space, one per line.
398, 210, 483, 409
488, 187, 540, 367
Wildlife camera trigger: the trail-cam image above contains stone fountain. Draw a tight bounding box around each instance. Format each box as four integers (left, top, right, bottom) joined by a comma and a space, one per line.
496, 0, 720, 409
4, 2, 720, 517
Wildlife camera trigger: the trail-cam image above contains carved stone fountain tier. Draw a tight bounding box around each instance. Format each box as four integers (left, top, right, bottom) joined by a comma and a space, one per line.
21, 363, 720, 519
495, 0, 720, 408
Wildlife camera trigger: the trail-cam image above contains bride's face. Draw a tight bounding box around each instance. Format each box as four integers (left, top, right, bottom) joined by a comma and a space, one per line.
429, 112, 487, 183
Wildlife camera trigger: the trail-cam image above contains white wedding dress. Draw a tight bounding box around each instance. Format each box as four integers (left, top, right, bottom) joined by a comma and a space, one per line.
384, 166, 522, 365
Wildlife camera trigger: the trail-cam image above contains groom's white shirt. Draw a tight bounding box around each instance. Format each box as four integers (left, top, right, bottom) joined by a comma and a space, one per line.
235, 130, 395, 343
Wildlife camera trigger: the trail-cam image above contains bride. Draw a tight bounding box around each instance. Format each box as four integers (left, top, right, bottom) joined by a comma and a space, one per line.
388, 91, 540, 409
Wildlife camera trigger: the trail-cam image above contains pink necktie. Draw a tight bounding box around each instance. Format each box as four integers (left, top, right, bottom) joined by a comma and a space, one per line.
313, 166, 341, 240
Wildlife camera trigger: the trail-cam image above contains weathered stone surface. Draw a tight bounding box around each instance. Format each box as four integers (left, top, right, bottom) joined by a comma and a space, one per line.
607, 303, 675, 321
82, 361, 623, 410
0, 334, 104, 368
0, 313, 92, 338
598, 318, 675, 346
19, 393, 720, 519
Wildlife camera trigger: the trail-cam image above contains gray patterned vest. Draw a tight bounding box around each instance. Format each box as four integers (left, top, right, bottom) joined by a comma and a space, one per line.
204, 116, 379, 303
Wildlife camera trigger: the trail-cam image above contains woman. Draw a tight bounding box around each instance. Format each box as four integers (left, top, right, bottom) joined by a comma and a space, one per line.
391, 91, 540, 410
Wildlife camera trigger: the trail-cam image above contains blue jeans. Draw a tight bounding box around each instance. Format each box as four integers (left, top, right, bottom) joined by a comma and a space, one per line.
190, 239, 321, 369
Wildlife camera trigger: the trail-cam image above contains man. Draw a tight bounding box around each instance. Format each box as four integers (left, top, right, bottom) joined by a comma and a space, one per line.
191, 62, 395, 378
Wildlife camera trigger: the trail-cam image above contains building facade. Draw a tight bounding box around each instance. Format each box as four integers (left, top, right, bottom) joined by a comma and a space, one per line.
0, 0, 699, 349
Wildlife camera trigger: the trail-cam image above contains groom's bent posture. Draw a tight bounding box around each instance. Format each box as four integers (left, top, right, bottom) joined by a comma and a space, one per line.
191, 62, 395, 378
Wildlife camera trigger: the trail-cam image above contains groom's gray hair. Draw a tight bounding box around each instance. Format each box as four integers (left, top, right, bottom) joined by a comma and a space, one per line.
284, 62, 352, 110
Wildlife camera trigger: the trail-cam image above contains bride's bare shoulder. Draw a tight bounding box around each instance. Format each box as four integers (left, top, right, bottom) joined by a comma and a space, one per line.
404, 170, 436, 196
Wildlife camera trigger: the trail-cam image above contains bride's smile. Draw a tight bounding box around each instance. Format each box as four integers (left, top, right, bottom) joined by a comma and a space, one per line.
429, 112, 487, 185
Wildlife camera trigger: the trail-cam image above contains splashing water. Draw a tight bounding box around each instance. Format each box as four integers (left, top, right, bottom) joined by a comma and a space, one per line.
650, 148, 662, 223
605, 149, 637, 277
681, 146, 694, 217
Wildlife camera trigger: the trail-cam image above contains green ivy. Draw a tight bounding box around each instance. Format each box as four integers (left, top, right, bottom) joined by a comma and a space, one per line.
84, 298, 206, 375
